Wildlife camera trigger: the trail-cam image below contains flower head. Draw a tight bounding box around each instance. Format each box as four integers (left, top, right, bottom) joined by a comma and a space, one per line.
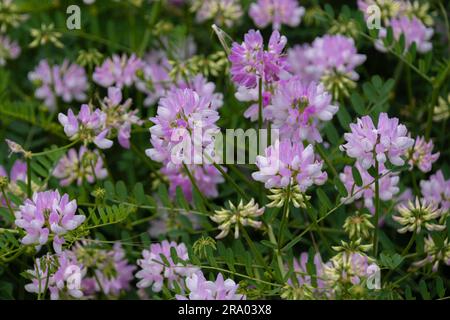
343, 212, 375, 240
193, 0, 243, 27
393, 198, 445, 233
408, 136, 439, 173
340, 112, 414, 170
93, 54, 144, 88
413, 237, 450, 272
420, 170, 450, 211
14, 190, 85, 253
0, 35, 20, 65
249, 0, 305, 30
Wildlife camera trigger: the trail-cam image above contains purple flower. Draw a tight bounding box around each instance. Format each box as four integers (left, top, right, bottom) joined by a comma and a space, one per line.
340, 113, 414, 170
53, 146, 107, 186
58, 104, 113, 149
0, 35, 20, 65
339, 162, 399, 211
249, 0, 305, 30
145, 88, 220, 165
176, 271, 245, 300
93, 54, 144, 88
100, 87, 143, 149
292, 252, 327, 289
288, 35, 366, 83
229, 29, 288, 88
408, 136, 439, 173
135, 241, 198, 292
14, 190, 85, 253
376, 16, 433, 53
178, 74, 224, 111
252, 139, 328, 190
28, 59, 88, 110
268, 77, 338, 143
420, 170, 450, 211
25, 251, 85, 300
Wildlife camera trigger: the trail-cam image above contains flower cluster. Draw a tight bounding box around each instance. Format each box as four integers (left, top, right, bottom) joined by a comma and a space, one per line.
193, 0, 243, 27
0, 159, 28, 200
93, 54, 144, 88
408, 136, 439, 173
135, 241, 198, 292
28, 59, 88, 110
253, 139, 327, 190
249, 0, 305, 30
53, 146, 107, 186
340, 113, 414, 170
420, 170, 450, 211
176, 271, 245, 300
0, 35, 20, 65
14, 190, 85, 253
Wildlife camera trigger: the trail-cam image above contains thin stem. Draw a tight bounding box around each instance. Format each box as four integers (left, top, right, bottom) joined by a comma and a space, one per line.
26, 157, 32, 198
385, 232, 416, 283
1, 187, 15, 219
182, 163, 211, 209
257, 77, 263, 148
277, 184, 291, 248
31, 140, 78, 157
267, 224, 285, 278
373, 159, 381, 257
211, 162, 249, 201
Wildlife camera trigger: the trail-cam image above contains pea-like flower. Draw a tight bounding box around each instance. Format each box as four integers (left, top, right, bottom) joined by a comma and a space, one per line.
420, 170, 450, 211
343, 212, 375, 240
393, 198, 445, 234
340, 112, 414, 170
193, 0, 243, 28
413, 236, 450, 272
93, 53, 144, 88
249, 0, 305, 30
266, 185, 311, 208
408, 136, 439, 173
0, 35, 20, 65
14, 190, 85, 253
211, 198, 265, 239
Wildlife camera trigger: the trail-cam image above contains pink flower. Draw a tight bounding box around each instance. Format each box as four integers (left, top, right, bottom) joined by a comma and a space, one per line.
14, 190, 85, 253
93, 54, 144, 88
28, 60, 88, 111
0, 35, 20, 65
420, 170, 450, 210
25, 251, 85, 300
340, 113, 414, 170
253, 139, 328, 190
409, 136, 439, 173
176, 271, 245, 300
135, 241, 198, 292
53, 146, 107, 186
58, 104, 113, 149
178, 74, 223, 111
376, 16, 433, 53
268, 77, 338, 143
249, 0, 305, 30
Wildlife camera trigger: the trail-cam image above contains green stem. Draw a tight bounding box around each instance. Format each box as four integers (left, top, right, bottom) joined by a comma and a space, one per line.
31, 140, 78, 157
212, 163, 249, 201
26, 157, 32, 198
373, 159, 381, 257
1, 187, 15, 219
277, 184, 291, 248
267, 224, 285, 278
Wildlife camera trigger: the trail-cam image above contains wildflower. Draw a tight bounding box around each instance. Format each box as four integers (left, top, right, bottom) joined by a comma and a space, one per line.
408, 136, 439, 173
266, 184, 311, 208
73, 242, 136, 297
433, 94, 450, 122
0, 35, 20, 65
25, 251, 85, 300
53, 146, 107, 186
253, 139, 328, 190
176, 271, 245, 300
211, 198, 264, 239
376, 16, 433, 54
161, 163, 224, 201
29, 23, 63, 48
76, 49, 103, 69
331, 239, 374, 262
14, 190, 85, 253
343, 212, 375, 240
135, 241, 198, 292
28, 59, 88, 111
288, 35, 366, 86
413, 236, 450, 272
58, 104, 113, 149
0, 0, 29, 32
93, 54, 144, 88
145, 88, 220, 165
192, 236, 217, 259
403, 1, 434, 26
393, 198, 445, 233
357, 0, 403, 25
268, 77, 338, 143
339, 162, 400, 211
249, 0, 305, 30
291, 252, 328, 296
420, 170, 450, 211
229, 29, 288, 88
99, 87, 143, 149
340, 112, 414, 170
178, 74, 224, 111
192, 0, 243, 28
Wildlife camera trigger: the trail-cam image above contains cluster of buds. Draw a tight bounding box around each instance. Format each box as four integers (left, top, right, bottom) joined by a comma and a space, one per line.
192, 236, 217, 259
331, 239, 373, 263
413, 237, 450, 272
267, 185, 311, 209
393, 198, 446, 234
211, 199, 264, 239
320, 71, 357, 101
29, 23, 63, 48
343, 212, 374, 240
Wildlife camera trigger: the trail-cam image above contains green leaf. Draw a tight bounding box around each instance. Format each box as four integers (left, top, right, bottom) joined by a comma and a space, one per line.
352, 166, 363, 187
350, 92, 365, 115
419, 280, 431, 300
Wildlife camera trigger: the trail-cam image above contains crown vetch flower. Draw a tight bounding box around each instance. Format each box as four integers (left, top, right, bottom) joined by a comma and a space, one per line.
58, 104, 113, 149
28, 59, 88, 110
408, 136, 439, 173
194, 0, 243, 27
93, 53, 144, 88
253, 139, 327, 190
135, 241, 198, 292
393, 198, 445, 233
413, 236, 450, 272
0, 34, 20, 65
340, 112, 414, 170
268, 77, 338, 143
14, 190, 85, 253
420, 170, 450, 210
176, 271, 245, 300
53, 146, 107, 186
25, 251, 85, 300
249, 0, 305, 30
